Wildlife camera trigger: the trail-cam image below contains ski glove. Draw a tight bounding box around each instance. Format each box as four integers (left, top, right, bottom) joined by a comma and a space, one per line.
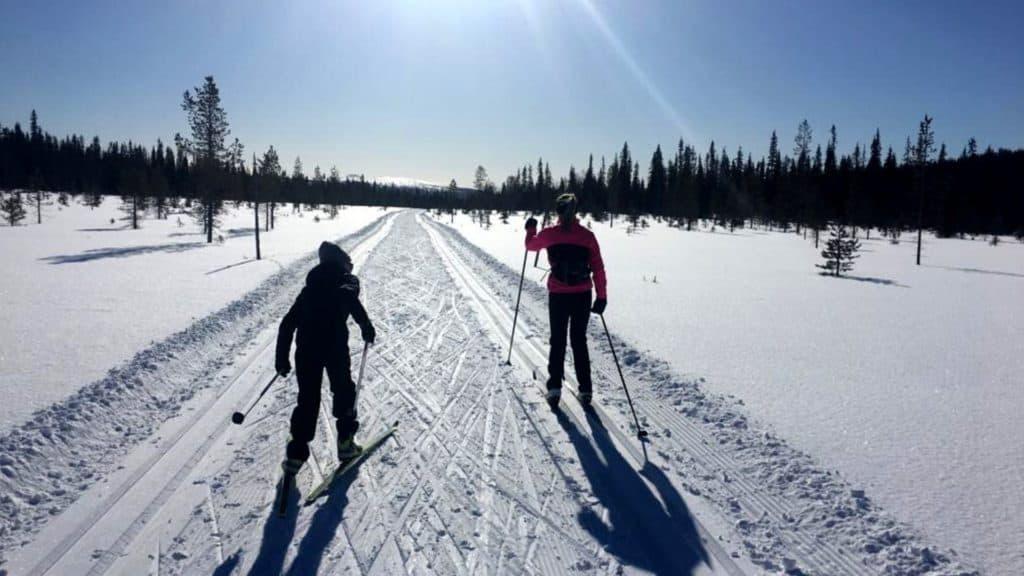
276, 360, 292, 378
591, 298, 607, 315
361, 324, 376, 345
525, 217, 538, 230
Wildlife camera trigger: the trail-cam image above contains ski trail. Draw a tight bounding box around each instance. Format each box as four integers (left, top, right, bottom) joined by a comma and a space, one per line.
3, 212, 397, 576
425, 216, 981, 576
10, 210, 743, 576
422, 214, 741, 575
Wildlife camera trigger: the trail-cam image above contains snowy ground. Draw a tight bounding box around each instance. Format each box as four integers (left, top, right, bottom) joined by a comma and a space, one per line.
0, 210, 981, 575
437, 210, 1023, 575
0, 199, 394, 433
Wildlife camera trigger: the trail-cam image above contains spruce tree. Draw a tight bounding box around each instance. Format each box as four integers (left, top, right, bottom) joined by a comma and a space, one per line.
647, 145, 666, 215
1, 192, 27, 226
817, 224, 861, 276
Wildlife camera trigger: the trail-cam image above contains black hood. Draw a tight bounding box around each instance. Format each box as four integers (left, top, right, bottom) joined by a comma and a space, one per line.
305, 262, 345, 289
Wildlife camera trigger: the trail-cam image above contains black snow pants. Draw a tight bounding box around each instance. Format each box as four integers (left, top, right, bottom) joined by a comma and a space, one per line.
547, 291, 593, 393
286, 349, 358, 462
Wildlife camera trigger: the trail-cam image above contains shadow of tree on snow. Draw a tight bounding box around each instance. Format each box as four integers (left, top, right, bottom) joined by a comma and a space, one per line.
819, 272, 907, 287
925, 264, 1024, 279
40, 241, 206, 264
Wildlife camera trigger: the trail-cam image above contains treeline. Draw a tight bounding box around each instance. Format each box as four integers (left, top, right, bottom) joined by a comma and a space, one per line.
2, 95, 1022, 239
0, 106, 463, 229
488, 119, 1023, 239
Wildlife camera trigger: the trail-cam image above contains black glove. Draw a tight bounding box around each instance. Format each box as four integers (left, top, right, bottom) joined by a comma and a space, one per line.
591, 298, 607, 315
361, 324, 376, 345
525, 217, 538, 230
276, 359, 292, 377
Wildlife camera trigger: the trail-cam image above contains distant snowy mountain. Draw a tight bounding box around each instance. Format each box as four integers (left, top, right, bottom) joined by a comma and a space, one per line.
361, 175, 476, 196
370, 176, 447, 190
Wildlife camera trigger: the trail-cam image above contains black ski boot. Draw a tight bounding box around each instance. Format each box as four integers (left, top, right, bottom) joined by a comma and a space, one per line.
546, 388, 561, 410
276, 458, 302, 517
578, 390, 593, 409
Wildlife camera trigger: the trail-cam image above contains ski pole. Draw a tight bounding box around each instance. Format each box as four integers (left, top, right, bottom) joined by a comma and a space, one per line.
231, 374, 280, 425
599, 314, 649, 446
506, 248, 529, 365
355, 342, 370, 394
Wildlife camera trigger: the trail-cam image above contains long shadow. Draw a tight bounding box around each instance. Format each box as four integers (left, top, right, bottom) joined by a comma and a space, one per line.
555, 410, 709, 575
206, 258, 258, 275
925, 264, 1024, 279
284, 473, 357, 575
819, 272, 906, 287
76, 227, 128, 232
40, 241, 206, 264
225, 227, 256, 238
246, 482, 300, 576
212, 552, 241, 576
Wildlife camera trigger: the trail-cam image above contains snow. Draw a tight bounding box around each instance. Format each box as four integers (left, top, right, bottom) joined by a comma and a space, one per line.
0, 207, 1005, 574
1, 212, 745, 576
438, 210, 1023, 575
0, 199, 395, 433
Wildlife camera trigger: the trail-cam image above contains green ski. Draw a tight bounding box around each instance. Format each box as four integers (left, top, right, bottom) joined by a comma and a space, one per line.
304, 421, 399, 505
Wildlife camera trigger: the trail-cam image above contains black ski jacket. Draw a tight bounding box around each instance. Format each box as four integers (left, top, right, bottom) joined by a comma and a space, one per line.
276, 263, 373, 369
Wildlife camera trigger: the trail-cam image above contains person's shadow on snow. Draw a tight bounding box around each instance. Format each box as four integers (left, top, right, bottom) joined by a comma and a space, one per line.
283, 474, 357, 576
556, 409, 709, 575
245, 479, 300, 576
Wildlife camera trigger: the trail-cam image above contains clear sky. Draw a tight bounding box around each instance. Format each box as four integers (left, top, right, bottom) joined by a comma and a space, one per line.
2, 0, 1021, 186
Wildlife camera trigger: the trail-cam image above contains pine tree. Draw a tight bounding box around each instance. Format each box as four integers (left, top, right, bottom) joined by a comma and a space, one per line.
816, 223, 861, 276
793, 120, 813, 173
473, 165, 489, 192
647, 145, 666, 215
767, 131, 781, 180
913, 114, 935, 265
119, 166, 148, 229
259, 146, 282, 230
1, 191, 27, 226
180, 76, 230, 243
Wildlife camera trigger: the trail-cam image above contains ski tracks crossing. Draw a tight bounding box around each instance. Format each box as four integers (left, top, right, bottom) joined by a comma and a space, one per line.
8, 210, 746, 576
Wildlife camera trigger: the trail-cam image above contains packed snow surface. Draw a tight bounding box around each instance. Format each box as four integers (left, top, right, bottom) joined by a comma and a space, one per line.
0, 200, 394, 433
0, 207, 992, 575
440, 211, 1023, 574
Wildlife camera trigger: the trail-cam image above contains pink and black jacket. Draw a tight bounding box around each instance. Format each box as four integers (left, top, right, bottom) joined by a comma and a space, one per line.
525, 219, 607, 299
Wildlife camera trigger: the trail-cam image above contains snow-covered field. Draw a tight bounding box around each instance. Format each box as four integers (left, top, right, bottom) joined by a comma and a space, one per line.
438, 210, 1024, 575
0, 199, 394, 433
0, 204, 1008, 575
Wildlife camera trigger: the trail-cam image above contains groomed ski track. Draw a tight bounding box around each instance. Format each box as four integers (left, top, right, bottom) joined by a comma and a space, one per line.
6, 209, 930, 575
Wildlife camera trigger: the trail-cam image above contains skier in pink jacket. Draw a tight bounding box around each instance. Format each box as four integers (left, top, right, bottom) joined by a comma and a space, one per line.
525, 193, 607, 408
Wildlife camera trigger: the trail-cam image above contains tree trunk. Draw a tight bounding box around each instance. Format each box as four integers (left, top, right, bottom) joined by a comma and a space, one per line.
206, 199, 213, 243
254, 201, 261, 260
36, 191, 42, 224
916, 169, 925, 265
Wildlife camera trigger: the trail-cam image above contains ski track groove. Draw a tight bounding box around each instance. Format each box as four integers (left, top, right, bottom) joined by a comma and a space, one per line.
18, 211, 802, 576
427, 214, 914, 575
422, 214, 744, 575
10, 211, 397, 576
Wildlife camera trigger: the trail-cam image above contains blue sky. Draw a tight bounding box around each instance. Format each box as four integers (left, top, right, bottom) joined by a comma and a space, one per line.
1, 0, 1021, 186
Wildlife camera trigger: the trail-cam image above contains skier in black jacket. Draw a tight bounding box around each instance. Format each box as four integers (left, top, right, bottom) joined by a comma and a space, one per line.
276, 241, 375, 477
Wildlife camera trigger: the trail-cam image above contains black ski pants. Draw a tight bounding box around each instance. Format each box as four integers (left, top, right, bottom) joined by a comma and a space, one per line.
547, 291, 593, 393
286, 349, 358, 462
